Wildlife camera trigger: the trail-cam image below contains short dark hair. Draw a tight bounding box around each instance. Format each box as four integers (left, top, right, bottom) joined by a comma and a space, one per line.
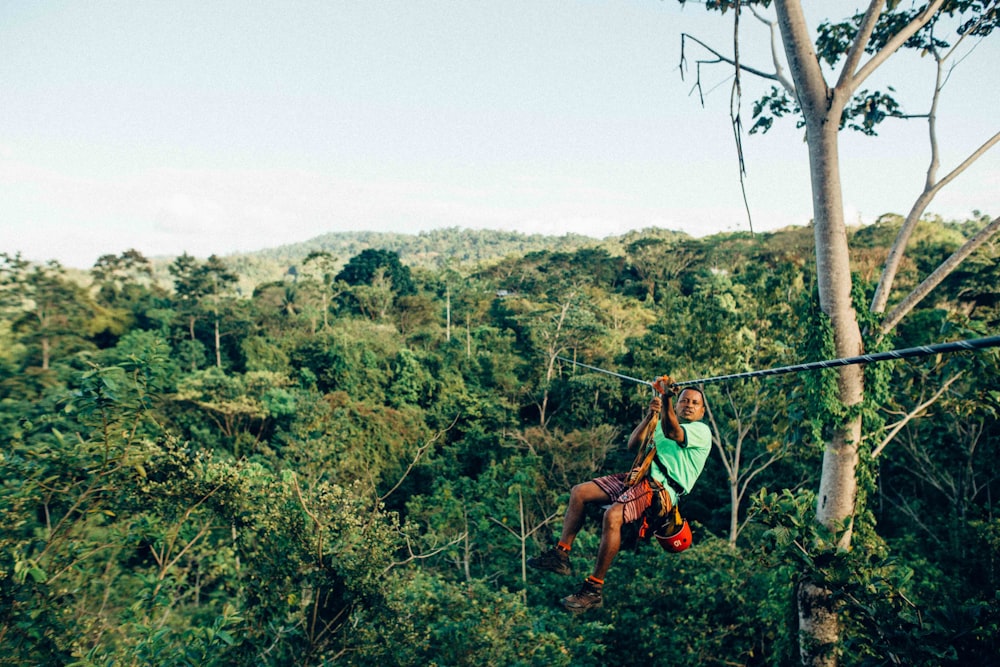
677, 386, 705, 403
677, 387, 707, 419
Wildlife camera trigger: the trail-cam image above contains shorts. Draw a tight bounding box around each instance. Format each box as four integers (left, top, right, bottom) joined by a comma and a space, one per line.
593, 473, 663, 525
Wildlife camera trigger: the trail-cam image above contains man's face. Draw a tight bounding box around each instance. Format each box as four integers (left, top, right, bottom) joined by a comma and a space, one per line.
676, 389, 706, 423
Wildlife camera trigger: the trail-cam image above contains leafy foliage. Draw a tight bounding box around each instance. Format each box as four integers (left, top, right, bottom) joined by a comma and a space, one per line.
1, 222, 998, 665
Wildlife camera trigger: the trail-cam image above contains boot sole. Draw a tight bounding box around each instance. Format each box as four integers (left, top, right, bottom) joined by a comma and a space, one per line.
527, 560, 572, 576
561, 599, 603, 613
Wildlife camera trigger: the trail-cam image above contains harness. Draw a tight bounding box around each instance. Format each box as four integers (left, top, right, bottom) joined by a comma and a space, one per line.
625, 414, 685, 499
652, 453, 686, 498
623, 413, 690, 544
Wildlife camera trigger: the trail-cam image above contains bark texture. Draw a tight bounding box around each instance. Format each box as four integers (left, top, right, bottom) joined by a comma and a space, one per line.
773, 1, 955, 663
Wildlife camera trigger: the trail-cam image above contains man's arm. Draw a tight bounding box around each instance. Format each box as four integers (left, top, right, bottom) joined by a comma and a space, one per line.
653, 375, 685, 444
628, 395, 661, 450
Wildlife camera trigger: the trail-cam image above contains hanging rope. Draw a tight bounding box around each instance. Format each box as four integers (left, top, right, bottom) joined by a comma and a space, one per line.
557, 334, 1000, 389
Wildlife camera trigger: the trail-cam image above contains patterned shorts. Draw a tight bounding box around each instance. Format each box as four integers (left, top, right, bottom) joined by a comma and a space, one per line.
592, 473, 656, 524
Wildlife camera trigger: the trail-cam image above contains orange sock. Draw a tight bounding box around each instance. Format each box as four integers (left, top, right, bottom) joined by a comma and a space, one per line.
586, 576, 604, 586
557, 541, 571, 552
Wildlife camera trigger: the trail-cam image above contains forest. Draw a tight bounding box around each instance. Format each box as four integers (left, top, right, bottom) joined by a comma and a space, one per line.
1, 218, 998, 666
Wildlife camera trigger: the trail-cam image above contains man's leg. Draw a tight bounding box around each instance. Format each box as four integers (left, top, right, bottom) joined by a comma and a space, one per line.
560, 501, 625, 613
591, 502, 625, 580
529, 480, 610, 575
558, 481, 611, 549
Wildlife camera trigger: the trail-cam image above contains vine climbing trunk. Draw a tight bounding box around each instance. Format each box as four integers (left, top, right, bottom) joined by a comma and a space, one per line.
775, 1, 866, 664
805, 116, 865, 551
801, 117, 865, 667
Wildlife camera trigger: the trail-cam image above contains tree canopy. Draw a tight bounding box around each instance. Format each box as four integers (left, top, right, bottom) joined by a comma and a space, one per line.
1, 219, 997, 666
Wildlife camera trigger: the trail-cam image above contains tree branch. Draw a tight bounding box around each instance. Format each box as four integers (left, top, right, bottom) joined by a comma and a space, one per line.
880, 215, 1000, 334
924, 130, 1000, 201
871, 371, 964, 459
868, 14, 1000, 318
488, 512, 559, 540
835, 1, 885, 91
748, 5, 796, 93
384, 530, 468, 574
378, 415, 458, 503
848, 0, 946, 94
871, 130, 1000, 318
681, 32, 782, 87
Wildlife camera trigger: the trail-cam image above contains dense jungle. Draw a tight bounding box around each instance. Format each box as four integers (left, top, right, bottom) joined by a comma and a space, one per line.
2, 218, 998, 666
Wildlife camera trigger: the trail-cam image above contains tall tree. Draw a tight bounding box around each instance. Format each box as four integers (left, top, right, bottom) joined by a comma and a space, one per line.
169, 253, 238, 369
301, 250, 345, 330
681, 2, 999, 663
90, 248, 153, 307
1, 254, 95, 370
336, 248, 415, 296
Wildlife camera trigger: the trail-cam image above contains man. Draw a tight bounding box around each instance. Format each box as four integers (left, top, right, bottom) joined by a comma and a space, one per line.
527, 375, 711, 613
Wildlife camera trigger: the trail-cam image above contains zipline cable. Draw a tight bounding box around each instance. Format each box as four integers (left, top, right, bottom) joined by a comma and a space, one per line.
556, 334, 1000, 389
553, 356, 654, 387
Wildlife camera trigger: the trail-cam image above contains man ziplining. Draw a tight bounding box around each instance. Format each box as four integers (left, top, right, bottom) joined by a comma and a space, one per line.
530, 335, 1000, 613
528, 375, 712, 613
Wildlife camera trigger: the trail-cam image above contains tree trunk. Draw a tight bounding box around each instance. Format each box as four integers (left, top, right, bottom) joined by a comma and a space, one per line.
41, 336, 50, 370
214, 315, 222, 368
807, 121, 864, 549
775, 2, 865, 663
797, 580, 839, 666
729, 475, 740, 547
802, 115, 864, 667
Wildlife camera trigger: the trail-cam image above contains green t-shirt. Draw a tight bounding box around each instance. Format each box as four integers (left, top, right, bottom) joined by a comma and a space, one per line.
647, 420, 712, 495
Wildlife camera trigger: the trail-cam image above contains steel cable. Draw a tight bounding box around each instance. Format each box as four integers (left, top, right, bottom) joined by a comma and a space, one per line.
556, 334, 1000, 388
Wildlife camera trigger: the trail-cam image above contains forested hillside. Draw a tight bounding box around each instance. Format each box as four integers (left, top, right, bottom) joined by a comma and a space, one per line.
2, 217, 998, 666
172, 227, 640, 296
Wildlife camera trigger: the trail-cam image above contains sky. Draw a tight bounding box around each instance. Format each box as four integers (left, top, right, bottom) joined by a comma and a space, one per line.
2, 1, 998, 269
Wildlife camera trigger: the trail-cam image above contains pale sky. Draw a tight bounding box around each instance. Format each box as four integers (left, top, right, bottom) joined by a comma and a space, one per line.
2, 1, 998, 269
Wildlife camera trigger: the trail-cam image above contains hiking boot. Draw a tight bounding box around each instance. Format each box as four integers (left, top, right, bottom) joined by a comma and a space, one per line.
527, 547, 572, 575
560, 579, 603, 613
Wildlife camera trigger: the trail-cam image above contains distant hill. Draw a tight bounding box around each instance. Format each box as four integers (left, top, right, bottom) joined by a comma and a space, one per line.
247, 228, 606, 266
207, 226, 693, 292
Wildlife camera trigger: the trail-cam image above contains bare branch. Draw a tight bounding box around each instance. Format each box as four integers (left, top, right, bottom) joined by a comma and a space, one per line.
871, 371, 964, 459
156, 522, 212, 582
680, 33, 782, 85
748, 5, 796, 93
737, 451, 786, 501
923, 130, 1000, 200
871, 46, 946, 317
705, 397, 736, 479
897, 430, 956, 498
384, 530, 468, 574
880, 215, 1000, 334
870, 32, 1000, 319
883, 492, 943, 545
835, 1, 886, 90
488, 512, 559, 540
378, 415, 458, 503
848, 0, 946, 94
46, 543, 117, 585
506, 429, 540, 456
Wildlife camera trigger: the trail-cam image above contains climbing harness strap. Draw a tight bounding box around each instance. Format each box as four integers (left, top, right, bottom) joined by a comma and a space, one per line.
624, 412, 659, 488
652, 454, 686, 498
